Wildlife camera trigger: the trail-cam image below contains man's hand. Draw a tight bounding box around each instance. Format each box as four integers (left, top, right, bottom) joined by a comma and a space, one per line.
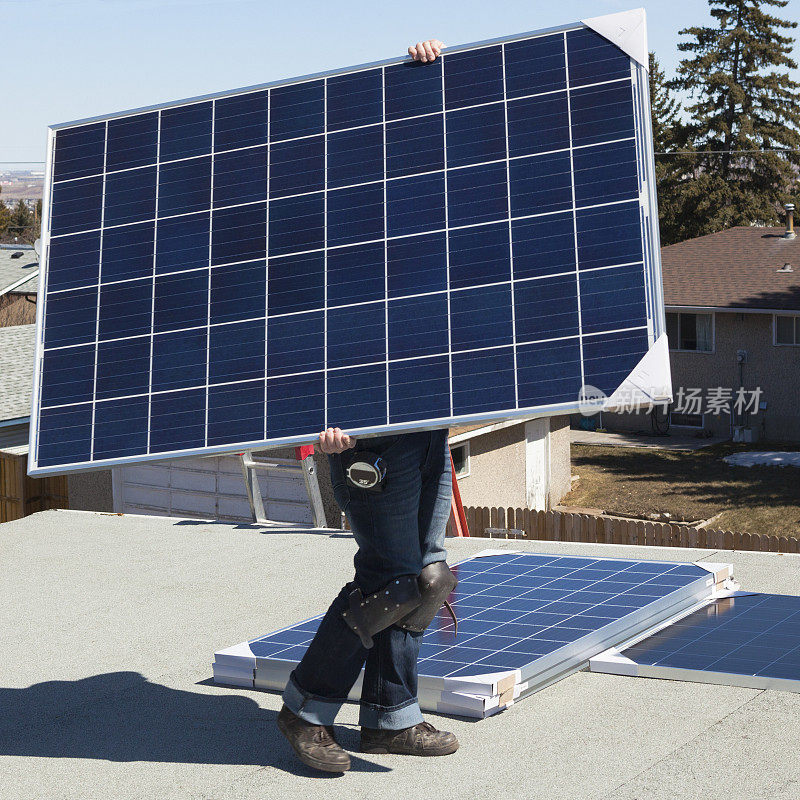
317, 427, 356, 454
408, 39, 445, 63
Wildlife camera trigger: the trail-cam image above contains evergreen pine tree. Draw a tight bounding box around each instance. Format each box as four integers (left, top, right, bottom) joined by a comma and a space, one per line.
672, 0, 800, 235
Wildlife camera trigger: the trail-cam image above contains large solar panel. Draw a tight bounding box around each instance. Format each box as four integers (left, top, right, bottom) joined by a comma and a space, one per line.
29, 10, 666, 475
591, 593, 800, 693
213, 551, 729, 718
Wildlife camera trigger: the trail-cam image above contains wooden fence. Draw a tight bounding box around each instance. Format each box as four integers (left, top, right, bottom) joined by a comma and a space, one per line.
0, 452, 69, 523
446, 505, 799, 554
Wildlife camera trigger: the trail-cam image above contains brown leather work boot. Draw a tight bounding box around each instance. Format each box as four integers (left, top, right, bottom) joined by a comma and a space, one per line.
277, 705, 351, 772
360, 720, 459, 756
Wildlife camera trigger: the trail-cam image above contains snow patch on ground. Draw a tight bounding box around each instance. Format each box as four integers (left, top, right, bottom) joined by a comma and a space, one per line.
724, 452, 800, 468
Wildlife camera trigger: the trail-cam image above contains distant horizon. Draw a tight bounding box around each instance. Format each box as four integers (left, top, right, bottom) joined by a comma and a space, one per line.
4, 0, 800, 165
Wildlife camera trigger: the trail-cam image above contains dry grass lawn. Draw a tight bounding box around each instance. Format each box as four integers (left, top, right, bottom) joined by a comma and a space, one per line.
564, 442, 800, 537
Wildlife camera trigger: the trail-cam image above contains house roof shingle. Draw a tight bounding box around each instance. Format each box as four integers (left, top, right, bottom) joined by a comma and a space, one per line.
661, 226, 800, 311
0, 245, 39, 296
0, 324, 36, 423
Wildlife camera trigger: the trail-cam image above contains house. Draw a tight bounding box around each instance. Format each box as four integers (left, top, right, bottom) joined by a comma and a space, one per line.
606, 208, 800, 442
0, 244, 39, 327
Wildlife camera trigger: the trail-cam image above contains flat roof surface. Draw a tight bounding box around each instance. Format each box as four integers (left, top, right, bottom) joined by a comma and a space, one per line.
2, 509, 799, 800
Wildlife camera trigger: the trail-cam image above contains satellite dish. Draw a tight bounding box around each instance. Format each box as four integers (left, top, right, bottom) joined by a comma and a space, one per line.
34, 238, 41, 257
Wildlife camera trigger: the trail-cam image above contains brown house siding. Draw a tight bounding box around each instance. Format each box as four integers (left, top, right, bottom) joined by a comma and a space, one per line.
0, 293, 37, 327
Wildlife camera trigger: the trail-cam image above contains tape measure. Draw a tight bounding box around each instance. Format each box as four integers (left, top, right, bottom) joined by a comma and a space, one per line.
344, 451, 388, 492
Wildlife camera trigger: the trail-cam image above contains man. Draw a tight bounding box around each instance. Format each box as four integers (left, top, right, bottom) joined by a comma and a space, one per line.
276, 39, 456, 773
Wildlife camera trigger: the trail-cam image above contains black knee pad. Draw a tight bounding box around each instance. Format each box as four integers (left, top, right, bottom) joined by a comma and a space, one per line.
342, 576, 421, 648
397, 561, 458, 634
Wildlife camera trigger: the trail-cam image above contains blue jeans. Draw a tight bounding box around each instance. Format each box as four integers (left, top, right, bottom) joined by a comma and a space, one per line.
282, 429, 452, 729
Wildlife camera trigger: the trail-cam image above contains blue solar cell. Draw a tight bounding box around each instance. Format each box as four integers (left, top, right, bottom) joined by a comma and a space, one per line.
447, 162, 507, 227
517, 338, 582, 407
208, 319, 265, 383
327, 242, 385, 306
387, 232, 447, 297
37, 405, 93, 467
579, 262, 647, 334
507, 92, 570, 157
327, 302, 386, 368
50, 175, 103, 236
450, 284, 513, 350
573, 140, 638, 206
387, 293, 449, 359
388, 355, 450, 422
268, 193, 324, 256
214, 91, 268, 151
43, 286, 97, 347
41, 345, 94, 407
267, 251, 323, 314
444, 45, 504, 109
266, 372, 324, 437
160, 101, 212, 161
386, 115, 444, 179
269, 137, 324, 198
452, 348, 516, 415
327, 364, 386, 428
153, 271, 209, 332
449, 222, 510, 289
150, 388, 205, 453
566, 28, 631, 87
583, 329, 649, 395
267, 311, 324, 375
327, 69, 383, 131
211, 202, 267, 265
104, 166, 157, 227
106, 113, 158, 171
387, 172, 445, 237
570, 81, 635, 147
97, 338, 150, 399
327, 127, 383, 188
270, 80, 324, 140
509, 151, 572, 217
576, 201, 643, 270
384, 60, 442, 121
213, 146, 267, 206
208, 381, 265, 446
514, 274, 579, 341
94, 395, 149, 460
101, 221, 154, 282
47, 231, 101, 292
327, 183, 385, 247
156, 211, 209, 274
504, 34, 567, 98
99, 279, 152, 339
53, 122, 105, 182
210, 260, 266, 324
446, 104, 506, 168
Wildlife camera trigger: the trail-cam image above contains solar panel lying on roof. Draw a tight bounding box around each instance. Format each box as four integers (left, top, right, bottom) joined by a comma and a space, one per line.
591, 593, 800, 693
30, 9, 668, 476
213, 551, 730, 718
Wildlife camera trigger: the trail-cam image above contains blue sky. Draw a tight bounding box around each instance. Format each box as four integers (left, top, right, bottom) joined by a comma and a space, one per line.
3, 0, 799, 166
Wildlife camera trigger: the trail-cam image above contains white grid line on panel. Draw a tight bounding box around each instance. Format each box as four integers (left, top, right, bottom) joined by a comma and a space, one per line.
382, 66, 390, 425
49, 75, 635, 186
36, 325, 649, 413
39, 258, 648, 355
323, 77, 329, 429
205, 100, 216, 448
441, 56, 454, 416
501, 42, 519, 411
88, 121, 109, 461
146, 111, 162, 454
563, 30, 586, 389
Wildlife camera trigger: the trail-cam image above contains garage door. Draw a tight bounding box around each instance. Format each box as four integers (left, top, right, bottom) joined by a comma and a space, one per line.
112, 454, 312, 524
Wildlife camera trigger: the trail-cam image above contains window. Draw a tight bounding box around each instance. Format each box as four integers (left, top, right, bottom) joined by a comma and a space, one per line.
775, 315, 800, 346
450, 442, 470, 478
666, 312, 713, 352
670, 411, 704, 428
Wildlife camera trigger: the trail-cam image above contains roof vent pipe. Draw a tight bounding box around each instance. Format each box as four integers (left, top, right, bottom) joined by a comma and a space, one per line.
785, 203, 796, 240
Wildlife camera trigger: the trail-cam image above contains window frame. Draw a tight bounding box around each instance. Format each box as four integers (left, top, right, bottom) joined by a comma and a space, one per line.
774, 314, 800, 347
450, 441, 470, 479
669, 411, 705, 429
666, 311, 715, 354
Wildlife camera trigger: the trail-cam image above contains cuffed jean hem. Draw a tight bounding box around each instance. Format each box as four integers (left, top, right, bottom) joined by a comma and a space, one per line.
282, 674, 345, 726
358, 697, 424, 730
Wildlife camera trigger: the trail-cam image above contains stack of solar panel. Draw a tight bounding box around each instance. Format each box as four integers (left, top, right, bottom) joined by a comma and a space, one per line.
213, 551, 731, 718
